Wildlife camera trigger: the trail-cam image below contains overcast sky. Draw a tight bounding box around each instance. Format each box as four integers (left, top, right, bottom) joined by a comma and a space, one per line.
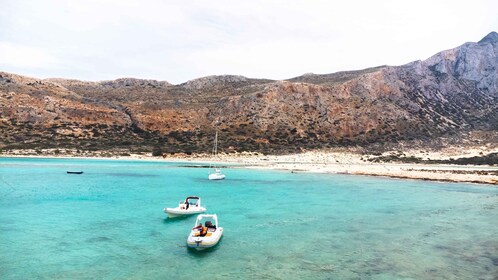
0, 0, 497, 84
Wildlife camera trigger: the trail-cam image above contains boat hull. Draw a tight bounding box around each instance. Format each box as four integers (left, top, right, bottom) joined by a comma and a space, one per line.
187, 228, 223, 250
208, 173, 225, 180
164, 207, 206, 218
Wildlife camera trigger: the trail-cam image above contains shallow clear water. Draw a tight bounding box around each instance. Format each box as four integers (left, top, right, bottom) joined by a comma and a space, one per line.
1, 157, 497, 279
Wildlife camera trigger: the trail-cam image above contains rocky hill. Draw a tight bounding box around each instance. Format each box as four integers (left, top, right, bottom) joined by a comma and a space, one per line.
1, 32, 497, 154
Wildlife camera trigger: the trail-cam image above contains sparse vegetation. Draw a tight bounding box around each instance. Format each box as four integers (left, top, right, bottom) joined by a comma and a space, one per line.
152, 146, 163, 157
1, 36, 498, 155
368, 152, 498, 166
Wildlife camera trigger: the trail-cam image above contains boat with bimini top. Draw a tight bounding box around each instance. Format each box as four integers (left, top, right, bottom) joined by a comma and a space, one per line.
187, 214, 223, 250
164, 196, 206, 218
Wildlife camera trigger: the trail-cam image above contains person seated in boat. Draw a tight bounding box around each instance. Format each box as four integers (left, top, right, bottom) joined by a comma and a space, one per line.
193, 223, 208, 236
184, 200, 189, 210
205, 221, 216, 231
200, 226, 208, 236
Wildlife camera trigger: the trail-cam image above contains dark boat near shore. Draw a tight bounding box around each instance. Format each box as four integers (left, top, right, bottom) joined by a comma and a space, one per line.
67, 171, 84, 174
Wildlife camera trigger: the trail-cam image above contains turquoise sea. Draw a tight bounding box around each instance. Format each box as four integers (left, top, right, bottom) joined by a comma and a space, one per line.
0, 157, 497, 279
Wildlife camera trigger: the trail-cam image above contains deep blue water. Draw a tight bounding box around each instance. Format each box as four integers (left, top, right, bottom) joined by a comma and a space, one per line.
0, 157, 497, 279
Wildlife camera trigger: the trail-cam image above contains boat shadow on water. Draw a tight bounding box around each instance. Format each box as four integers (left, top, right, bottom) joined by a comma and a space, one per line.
162, 215, 194, 224
102, 173, 159, 177
192, 177, 229, 183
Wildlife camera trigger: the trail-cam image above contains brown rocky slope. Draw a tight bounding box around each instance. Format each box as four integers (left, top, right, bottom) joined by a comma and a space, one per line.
1, 32, 497, 154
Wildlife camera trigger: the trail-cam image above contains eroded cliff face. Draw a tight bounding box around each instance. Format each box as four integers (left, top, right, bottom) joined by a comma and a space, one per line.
422, 32, 498, 94
1, 32, 497, 153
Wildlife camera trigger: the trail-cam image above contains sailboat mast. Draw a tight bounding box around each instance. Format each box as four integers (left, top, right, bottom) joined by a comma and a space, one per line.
208, 128, 225, 179
214, 131, 218, 155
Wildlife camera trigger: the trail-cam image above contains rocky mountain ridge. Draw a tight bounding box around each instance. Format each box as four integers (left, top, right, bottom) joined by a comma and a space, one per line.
1, 32, 497, 154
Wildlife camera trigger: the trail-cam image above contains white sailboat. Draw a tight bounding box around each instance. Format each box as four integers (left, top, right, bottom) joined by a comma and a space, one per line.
208, 130, 225, 180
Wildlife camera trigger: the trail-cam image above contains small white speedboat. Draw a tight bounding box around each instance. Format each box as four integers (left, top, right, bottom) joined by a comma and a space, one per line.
208, 168, 226, 180
187, 214, 223, 251
164, 196, 206, 218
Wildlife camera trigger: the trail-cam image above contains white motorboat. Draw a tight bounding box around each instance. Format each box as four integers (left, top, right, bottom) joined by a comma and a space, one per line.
208, 130, 226, 180
164, 196, 206, 218
187, 214, 223, 250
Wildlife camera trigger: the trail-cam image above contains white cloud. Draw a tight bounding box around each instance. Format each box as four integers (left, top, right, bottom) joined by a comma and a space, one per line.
0, 0, 497, 83
0, 42, 57, 69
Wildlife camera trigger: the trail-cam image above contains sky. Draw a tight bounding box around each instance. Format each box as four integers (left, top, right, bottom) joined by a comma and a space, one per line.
0, 0, 497, 84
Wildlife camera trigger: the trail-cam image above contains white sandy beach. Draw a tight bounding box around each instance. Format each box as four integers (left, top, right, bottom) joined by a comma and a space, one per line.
172, 149, 498, 185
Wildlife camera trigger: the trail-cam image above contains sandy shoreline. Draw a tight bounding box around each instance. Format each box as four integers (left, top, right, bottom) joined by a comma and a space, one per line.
175, 152, 498, 185
2, 148, 497, 185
